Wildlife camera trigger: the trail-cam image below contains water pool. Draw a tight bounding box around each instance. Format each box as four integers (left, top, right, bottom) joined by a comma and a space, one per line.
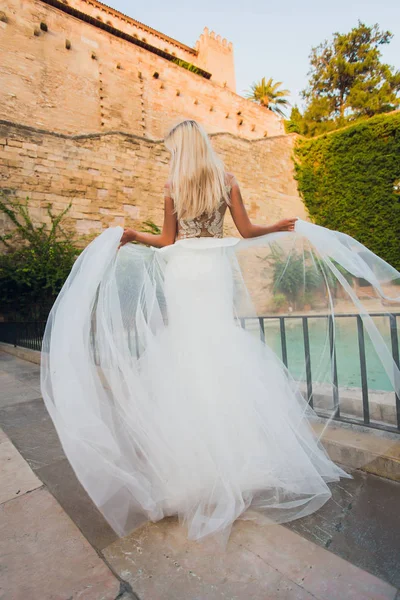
244, 315, 398, 392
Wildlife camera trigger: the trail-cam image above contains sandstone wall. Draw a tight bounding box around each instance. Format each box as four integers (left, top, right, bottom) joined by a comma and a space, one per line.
0, 121, 308, 239
66, 0, 200, 65
0, 0, 283, 139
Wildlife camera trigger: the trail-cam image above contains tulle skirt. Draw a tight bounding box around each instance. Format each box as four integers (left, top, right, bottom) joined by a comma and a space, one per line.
40, 219, 400, 543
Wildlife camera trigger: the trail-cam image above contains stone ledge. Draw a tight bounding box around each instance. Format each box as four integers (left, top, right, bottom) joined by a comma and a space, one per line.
314, 421, 400, 482
0, 119, 292, 145
0, 341, 41, 365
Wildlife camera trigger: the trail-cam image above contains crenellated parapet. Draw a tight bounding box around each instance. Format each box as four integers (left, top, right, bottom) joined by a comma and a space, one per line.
195, 27, 236, 92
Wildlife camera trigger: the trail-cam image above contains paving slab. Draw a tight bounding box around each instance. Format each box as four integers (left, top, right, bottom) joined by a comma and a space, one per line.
0, 427, 8, 444
0, 396, 117, 550
103, 517, 397, 600
0, 398, 65, 469
231, 520, 397, 600
0, 352, 41, 408
36, 457, 118, 551
0, 487, 120, 600
0, 435, 42, 504
0, 342, 41, 365
286, 471, 400, 589
103, 517, 314, 600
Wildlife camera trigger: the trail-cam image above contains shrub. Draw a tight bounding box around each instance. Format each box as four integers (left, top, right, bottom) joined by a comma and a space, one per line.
271, 293, 287, 311
0, 192, 81, 321
294, 112, 400, 269
171, 58, 203, 76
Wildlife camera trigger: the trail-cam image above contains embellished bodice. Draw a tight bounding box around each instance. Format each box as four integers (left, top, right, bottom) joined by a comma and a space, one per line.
165, 176, 235, 241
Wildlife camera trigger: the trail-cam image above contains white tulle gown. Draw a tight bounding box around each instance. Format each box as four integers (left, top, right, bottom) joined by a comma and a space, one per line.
40, 199, 400, 543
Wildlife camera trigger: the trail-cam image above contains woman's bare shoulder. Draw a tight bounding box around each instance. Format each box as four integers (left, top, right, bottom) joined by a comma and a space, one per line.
224, 172, 238, 186
164, 180, 174, 197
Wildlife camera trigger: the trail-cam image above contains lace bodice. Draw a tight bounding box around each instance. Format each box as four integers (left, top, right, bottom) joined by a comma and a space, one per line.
165, 174, 236, 241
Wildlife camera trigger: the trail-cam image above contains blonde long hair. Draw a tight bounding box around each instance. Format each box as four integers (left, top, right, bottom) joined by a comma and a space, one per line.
164, 119, 231, 220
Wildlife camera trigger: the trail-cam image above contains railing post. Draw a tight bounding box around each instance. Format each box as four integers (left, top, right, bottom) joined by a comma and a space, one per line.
302, 316, 313, 408
328, 315, 340, 418
356, 315, 370, 425
279, 317, 288, 367
389, 314, 400, 430
259, 317, 265, 343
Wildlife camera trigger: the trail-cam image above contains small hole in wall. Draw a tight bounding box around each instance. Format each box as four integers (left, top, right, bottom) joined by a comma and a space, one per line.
153, 72, 159, 79
251, 125, 255, 131
116, 62, 121, 69
194, 99, 198, 105
225, 113, 229, 118
263, 131, 268, 137
238, 119, 243, 126
210, 105, 214, 112
237, 110, 242, 116
176, 90, 180, 96
65, 39, 71, 50
0, 11, 8, 23
40, 21, 48, 31
160, 83, 165, 89
33, 27, 40, 36
91, 51, 97, 60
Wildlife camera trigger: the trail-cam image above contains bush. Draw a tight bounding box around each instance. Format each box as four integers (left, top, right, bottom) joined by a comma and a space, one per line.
0, 192, 81, 321
171, 58, 203, 76
294, 112, 400, 270
265, 243, 354, 310
271, 293, 287, 311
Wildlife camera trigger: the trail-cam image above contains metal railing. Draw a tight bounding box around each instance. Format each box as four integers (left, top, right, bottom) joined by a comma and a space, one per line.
239, 312, 400, 434
1, 314, 399, 433
0, 321, 46, 351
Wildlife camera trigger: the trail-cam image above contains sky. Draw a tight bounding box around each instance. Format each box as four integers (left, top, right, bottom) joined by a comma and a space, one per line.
110, 0, 400, 117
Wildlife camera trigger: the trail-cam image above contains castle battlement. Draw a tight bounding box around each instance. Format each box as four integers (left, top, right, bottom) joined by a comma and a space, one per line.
197, 27, 233, 50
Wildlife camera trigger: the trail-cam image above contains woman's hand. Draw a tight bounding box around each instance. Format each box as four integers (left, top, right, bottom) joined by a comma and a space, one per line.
118, 228, 137, 249
273, 218, 298, 232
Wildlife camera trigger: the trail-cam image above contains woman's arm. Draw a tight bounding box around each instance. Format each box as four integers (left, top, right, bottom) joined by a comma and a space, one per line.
228, 175, 297, 238
118, 190, 177, 249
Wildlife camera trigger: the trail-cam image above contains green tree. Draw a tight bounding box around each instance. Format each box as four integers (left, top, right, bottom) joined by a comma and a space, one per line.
285, 106, 303, 134
302, 21, 400, 129
246, 77, 290, 117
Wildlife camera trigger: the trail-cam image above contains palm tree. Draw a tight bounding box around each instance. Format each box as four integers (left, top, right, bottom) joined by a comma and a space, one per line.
246, 77, 290, 117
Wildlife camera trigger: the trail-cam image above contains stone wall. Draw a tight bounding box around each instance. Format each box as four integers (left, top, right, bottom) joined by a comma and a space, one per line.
0, 0, 283, 140
0, 120, 308, 238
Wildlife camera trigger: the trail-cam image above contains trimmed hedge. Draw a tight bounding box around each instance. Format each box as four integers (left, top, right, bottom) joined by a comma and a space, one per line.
294, 112, 400, 270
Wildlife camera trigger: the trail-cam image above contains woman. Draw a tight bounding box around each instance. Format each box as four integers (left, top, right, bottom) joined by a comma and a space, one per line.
40, 119, 400, 544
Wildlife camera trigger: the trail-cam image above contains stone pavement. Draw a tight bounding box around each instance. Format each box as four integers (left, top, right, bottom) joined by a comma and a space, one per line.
0, 349, 399, 600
